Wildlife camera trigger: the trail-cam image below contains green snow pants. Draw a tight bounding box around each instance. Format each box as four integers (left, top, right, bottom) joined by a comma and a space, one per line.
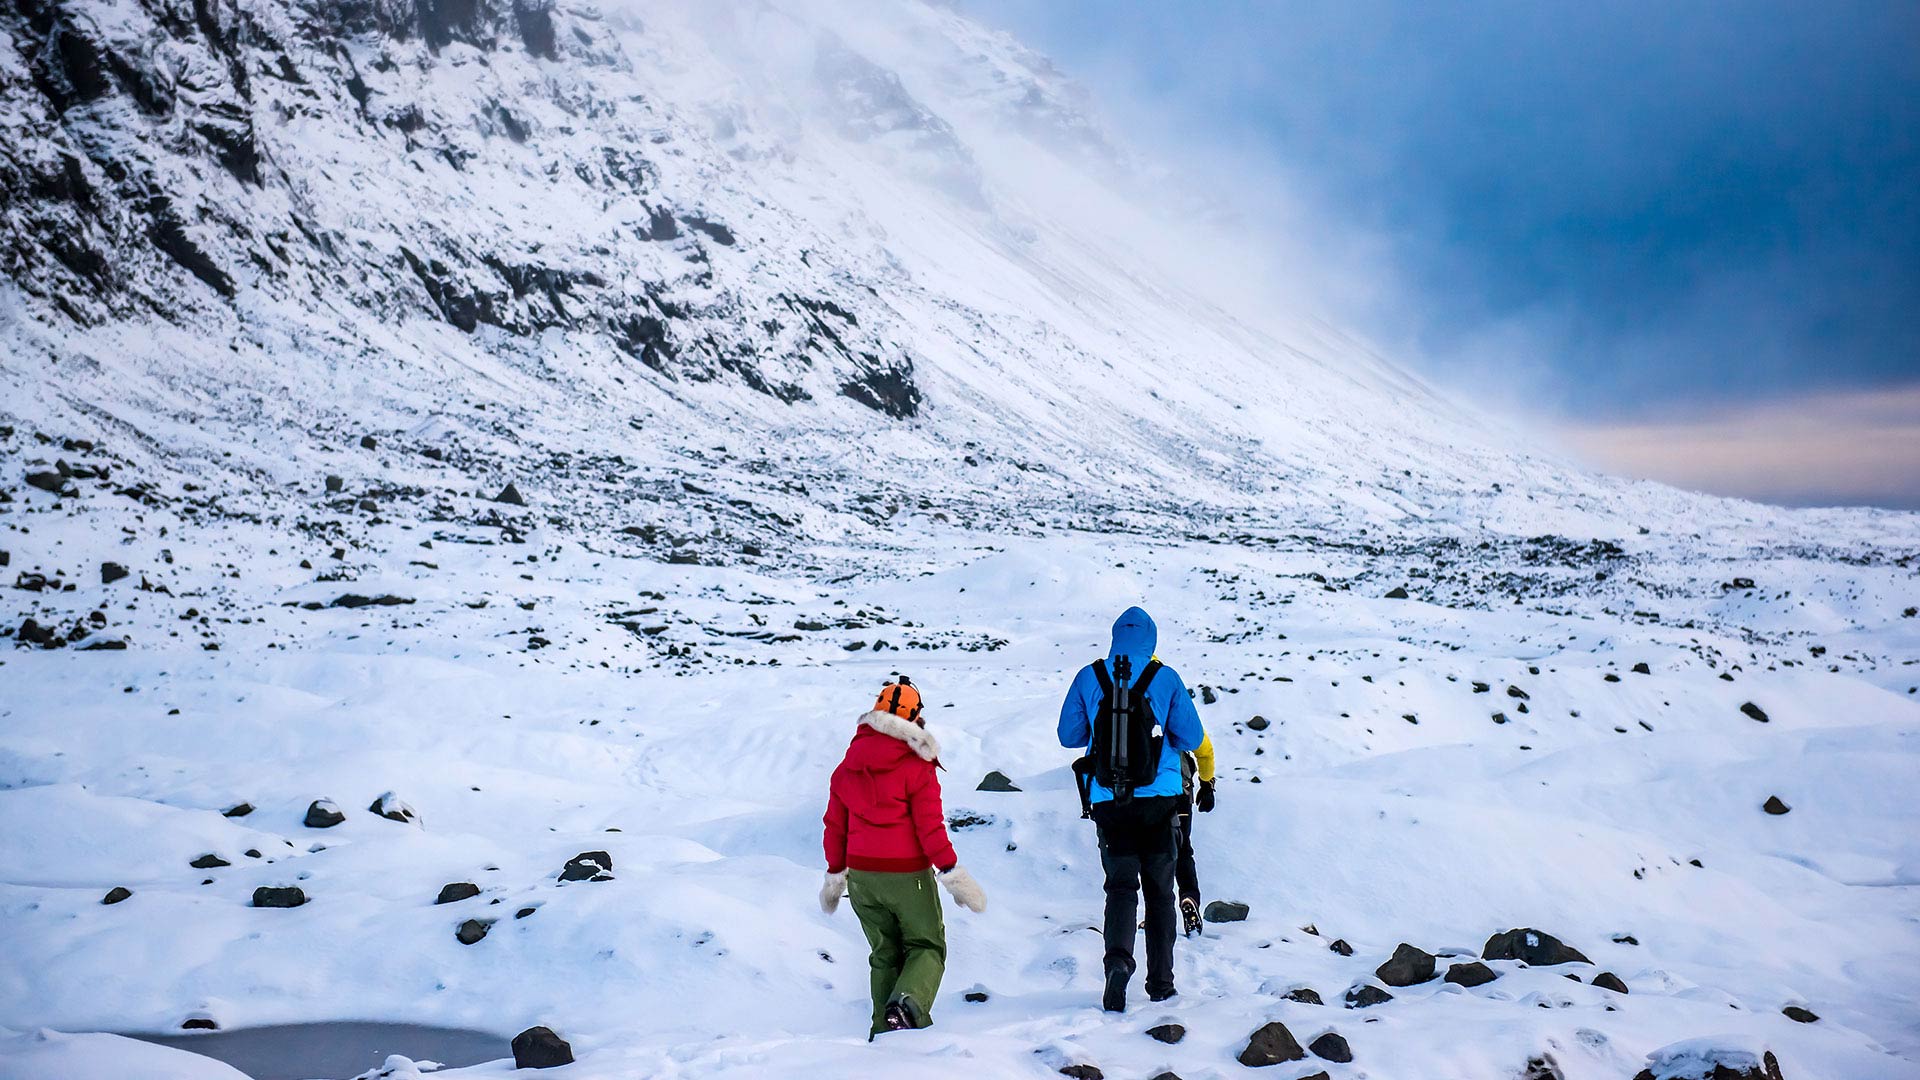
848, 867, 947, 1037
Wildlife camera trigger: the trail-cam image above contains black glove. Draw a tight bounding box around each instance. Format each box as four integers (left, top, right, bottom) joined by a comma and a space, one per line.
1196, 779, 1216, 813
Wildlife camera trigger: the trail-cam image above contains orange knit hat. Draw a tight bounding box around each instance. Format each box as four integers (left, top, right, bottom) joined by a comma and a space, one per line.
874, 677, 923, 724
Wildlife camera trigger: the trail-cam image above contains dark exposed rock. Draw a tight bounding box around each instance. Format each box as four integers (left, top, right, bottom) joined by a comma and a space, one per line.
456, 918, 491, 944
1344, 984, 1392, 1008
1507, 685, 1530, 699
101, 562, 129, 584
1383, 586, 1409, 599
190, 853, 231, 869
1375, 942, 1435, 986
304, 798, 345, 828
976, 770, 1020, 792
559, 850, 613, 881
1763, 795, 1791, 815
1592, 971, 1629, 994
1740, 702, 1770, 723
181, 1017, 219, 1031
495, 483, 527, 505
325, 475, 344, 493
1283, 987, 1323, 1005
103, 886, 132, 904
1482, 928, 1590, 966
1524, 1055, 1567, 1080
1444, 961, 1498, 987
360, 435, 378, 450
839, 364, 921, 419
1236, 1021, 1306, 1066
1146, 1023, 1185, 1044
223, 802, 254, 817
1308, 1031, 1352, 1063
437, 882, 482, 904
1058, 1066, 1102, 1080
1782, 1005, 1818, 1023
963, 989, 989, 1003
1203, 899, 1250, 922
330, 593, 414, 609
511, 1026, 574, 1069
1328, 938, 1353, 956
368, 791, 418, 823
1632, 662, 1651, 674
1246, 715, 1270, 731
1632, 1048, 1784, 1080
252, 885, 307, 908
25, 471, 72, 495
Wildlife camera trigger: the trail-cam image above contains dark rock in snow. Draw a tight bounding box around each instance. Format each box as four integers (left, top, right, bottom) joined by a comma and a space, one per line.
252, 886, 307, 908
1058, 1066, 1102, 1080
1147, 1023, 1186, 1044
101, 562, 129, 584
1308, 1031, 1352, 1063
495, 483, 527, 506
512, 1026, 574, 1069
1284, 987, 1324, 1005
1632, 662, 1651, 674
1524, 1055, 1567, 1080
1204, 900, 1250, 922
1632, 1047, 1785, 1080
976, 770, 1020, 792
325, 475, 344, 493
1507, 685, 1530, 700
1236, 1021, 1306, 1066
1782, 1005, 1818, 1023
103, 886, 132, 904
329, 594, 414, 609
304, 799, 345, 828
223, 802, 254, 817
1246, 715, 1270, 730
1375, 942, 1436, 986
1483, 928, 1590, 966
368, 791, 418, 823
1383, 586, 1409, 599
1592, 971, 1629, 993
360, 435, 378, 450
964, 989, 989, 1003
437, 882, 482, 904
456, 918, 491, 944
1472, 681, 1490, 693
1605, 673, 1622, 682
1344, 984, 1393, 1008
1444, 961, 1498, 987
1763, 795, 1791, 815
1328, 938, 1354, 956
25, 471, 73, 496
559, 850, 614, 881
1740, 702, 1770, 723
189, 853, 231, 869
181, 1017, 219, 1031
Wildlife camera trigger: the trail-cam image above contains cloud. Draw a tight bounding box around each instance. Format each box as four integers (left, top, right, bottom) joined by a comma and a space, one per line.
1556, 384, 1920, 510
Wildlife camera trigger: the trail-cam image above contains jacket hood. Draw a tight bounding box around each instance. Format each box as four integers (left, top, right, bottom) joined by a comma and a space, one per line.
850, 709, 941, 763
1108, 606, 1157, 673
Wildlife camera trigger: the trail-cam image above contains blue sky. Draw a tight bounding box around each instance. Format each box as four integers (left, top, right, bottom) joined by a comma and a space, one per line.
962, 0, 1920, 508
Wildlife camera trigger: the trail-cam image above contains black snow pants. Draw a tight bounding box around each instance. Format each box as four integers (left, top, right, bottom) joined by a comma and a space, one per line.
1092, 794, 1181, 997
1174, 809, 1200, 907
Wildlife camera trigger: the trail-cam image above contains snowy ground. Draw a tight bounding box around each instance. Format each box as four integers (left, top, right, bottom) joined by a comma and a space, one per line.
3, 520, 1917, 1079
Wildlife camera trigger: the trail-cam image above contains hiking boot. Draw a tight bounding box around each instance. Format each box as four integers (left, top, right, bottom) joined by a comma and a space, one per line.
1148, 984, 1178, 1003
1180, 897, 1202, 937
1102, 967, 1128, 1013
883, 1002, 913, 1032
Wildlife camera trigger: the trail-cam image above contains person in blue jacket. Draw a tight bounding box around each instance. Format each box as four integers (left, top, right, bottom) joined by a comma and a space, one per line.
1058, 606, 1205, 1011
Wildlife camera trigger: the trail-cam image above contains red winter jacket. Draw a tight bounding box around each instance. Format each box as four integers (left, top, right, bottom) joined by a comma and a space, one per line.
823, 710, 958, 874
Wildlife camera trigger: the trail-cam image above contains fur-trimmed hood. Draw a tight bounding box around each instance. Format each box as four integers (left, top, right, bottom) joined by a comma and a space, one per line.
858, 708, 941, 762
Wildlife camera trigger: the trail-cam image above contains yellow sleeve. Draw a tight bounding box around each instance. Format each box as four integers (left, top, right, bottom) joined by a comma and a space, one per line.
1195, 733, 1215, 782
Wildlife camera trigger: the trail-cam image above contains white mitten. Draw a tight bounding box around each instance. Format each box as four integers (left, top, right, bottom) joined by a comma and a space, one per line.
819, 870, 848, 914
938, 864, 987, 913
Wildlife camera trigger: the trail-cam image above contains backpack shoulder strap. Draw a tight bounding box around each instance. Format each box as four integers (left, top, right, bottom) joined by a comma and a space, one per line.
1091, 658, 1113, 698
1133, 658, 1163, 697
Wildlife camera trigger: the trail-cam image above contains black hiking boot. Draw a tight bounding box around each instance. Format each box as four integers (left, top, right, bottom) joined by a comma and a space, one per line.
883, 1002, 913, 1032
1148, 984, 1178, 1003
1102, 967, 1128, 1013
1180, 897, 1202, 937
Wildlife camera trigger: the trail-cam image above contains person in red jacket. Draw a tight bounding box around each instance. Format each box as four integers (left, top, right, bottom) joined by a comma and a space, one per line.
821, 677, 987, 1037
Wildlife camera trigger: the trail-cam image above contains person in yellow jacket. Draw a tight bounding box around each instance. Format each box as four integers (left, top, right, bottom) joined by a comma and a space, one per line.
1175, 733, 1216, 935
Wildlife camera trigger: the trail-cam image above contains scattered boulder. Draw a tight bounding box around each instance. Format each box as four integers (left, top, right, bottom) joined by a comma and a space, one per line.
1632, 662, 1651, 675
964, 989, 990, 1003
222, 802, 254, 818
1059, 1067, 1102, 1080
1762, 795, 1791, 815
304, 798, 345, 828
1383, 586, 1409, 600
1524, 1055, 1567, 1080
1605, 673, 1622, 682
1344, 984, 1393, 1009
180, 1017, 219, 1031
1782, 1005, 1818, 1023
368, 791, 419, 824
436, 882, 481, 905
1247, 715, 1271, 731
359, 435, 378, 450
1593, 971, 1629, 994
495, 483, 527, 506
1482, 928, 1590, 966
252, 886, 307, 908
559, 850, 614, 882
1308, 1031, 1352, 1063
976, 770, 1020, 792
1205, 900, 1250, 923
1237, 1021, 1306, 1066
25, 471, 72, 495
1631, 1041, 1785, 1080
100, 562, 128, 584
1444, 961, 1498, 987
1375, 942, 1436, 986
456, 918, 491, 945
102, 886, 132, 905
1507, 685, 1530, 700
1146, 1023, 1186, 1044
189, 853, 231, 869
325, 475, 344, 493
1472, 681, 1490, 693
1328, 938, 1354, 956
511, 1026, 574, 1069
1740, 702, 1770, 723
1284, 987, 1323, 1005
1728, 577, 1756, 590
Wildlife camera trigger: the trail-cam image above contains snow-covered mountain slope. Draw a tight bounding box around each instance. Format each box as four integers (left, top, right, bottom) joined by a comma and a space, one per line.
2, 1, 1918, 1078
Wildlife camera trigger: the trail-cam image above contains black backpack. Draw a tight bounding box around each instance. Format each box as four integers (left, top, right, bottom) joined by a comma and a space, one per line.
1078, 654, 1164, 806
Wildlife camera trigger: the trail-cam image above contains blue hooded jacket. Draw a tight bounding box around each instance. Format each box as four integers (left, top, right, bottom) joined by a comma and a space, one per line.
1058, 607, 1204, 803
